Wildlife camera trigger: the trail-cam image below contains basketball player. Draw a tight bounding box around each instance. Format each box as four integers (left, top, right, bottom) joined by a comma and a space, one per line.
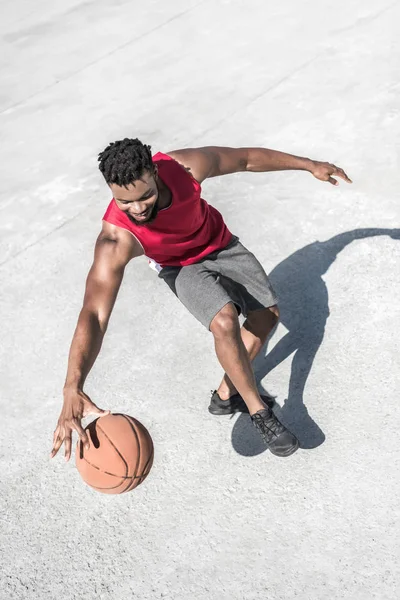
51, 139, 351, 461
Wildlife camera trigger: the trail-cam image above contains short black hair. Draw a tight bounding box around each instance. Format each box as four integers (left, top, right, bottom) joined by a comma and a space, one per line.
98, 138, 153, 187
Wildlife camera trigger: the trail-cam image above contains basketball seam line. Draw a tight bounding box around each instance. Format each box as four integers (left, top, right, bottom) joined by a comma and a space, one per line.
96, 421, 129, 478
78, 416, 153, 491
79, 419, 130, 490
130, 418, 154, 488
83, 467, 154, 490
79, 456, 151, 480
121, 415, 141, 493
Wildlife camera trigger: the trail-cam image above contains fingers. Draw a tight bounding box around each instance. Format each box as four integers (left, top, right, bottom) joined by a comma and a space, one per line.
336, 169, 352, 183
51, 394, 111, 460
50, 425, 63, 458
50, 425, 72, 459
64, 433, 72, 462
314, 162, 352, 185
83, 400, 110, 419
70, 419, 90, 451
52, 425, 60, 446
329, 164, 352, 185
50, 420, 91, 459
94, 407, 111, 417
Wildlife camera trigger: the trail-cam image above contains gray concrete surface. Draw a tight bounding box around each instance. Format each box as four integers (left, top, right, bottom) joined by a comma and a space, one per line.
1, 1, 400, 598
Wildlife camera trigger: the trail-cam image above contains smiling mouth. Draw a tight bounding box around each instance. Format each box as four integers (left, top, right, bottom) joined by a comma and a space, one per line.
132, 208, 150, 218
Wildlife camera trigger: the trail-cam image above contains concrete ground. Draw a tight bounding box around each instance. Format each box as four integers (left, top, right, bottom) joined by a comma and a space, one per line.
1, 1, 399, 598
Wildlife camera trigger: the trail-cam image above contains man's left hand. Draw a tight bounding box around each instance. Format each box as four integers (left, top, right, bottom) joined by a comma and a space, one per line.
310, 161, 352, 186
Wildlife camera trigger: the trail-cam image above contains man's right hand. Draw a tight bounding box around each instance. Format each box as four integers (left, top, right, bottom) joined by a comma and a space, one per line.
50, 388, 110, 461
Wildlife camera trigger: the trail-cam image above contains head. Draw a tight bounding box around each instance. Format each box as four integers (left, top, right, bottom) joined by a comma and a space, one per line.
98, 138, 160, 225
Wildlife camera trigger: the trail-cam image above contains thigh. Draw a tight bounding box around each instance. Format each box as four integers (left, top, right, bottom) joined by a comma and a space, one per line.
210, 241, 278, 312
158, 263, 234, 330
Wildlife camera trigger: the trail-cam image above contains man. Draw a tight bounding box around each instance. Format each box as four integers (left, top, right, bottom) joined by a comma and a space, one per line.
50, 139, 351, 461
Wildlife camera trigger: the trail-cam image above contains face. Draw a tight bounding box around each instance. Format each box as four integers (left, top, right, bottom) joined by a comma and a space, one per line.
110, 169, 160, 226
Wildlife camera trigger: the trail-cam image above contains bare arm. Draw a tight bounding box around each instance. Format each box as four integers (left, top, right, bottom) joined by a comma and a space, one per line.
167, 146, 352, 186
51, 222, 142, 460
64, 223, 140, 389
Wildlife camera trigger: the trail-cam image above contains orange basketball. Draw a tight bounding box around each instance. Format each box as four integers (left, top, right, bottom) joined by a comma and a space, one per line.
75, 413, 154, 494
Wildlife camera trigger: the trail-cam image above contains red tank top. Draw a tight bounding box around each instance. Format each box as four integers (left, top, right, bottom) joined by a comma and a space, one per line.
102, 152, 232, 269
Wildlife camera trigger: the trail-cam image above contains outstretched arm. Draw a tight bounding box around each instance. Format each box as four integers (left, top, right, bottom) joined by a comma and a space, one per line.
51, 223, 142, 461
167, 146, 352, 186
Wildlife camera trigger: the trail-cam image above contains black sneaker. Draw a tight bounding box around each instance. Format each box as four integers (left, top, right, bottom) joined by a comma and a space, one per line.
208, 390, 274, 416
251, 408, 299, 457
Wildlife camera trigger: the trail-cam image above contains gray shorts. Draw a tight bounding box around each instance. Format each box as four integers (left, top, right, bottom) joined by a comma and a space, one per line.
158, 236, 278, 330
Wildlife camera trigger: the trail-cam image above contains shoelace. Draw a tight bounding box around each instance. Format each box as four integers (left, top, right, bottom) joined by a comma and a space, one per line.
252, 410, 286, 443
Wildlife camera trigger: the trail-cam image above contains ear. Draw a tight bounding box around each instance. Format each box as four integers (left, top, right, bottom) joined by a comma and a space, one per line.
153, 165, 158, 179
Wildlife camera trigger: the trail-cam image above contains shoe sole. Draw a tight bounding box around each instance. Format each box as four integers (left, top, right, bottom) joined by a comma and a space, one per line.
208, 405, 249, 415
208, 396, 274, 416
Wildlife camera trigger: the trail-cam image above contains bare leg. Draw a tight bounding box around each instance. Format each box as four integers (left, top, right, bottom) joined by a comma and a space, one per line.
216, 305, 279, 400
210, 303, 277, 415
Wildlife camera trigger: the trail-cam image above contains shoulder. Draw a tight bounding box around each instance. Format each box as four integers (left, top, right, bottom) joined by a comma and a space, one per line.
163, 148, 213, 183
153, 150, 194, 176
162, 146, 247, 182
98, 221, 143, 259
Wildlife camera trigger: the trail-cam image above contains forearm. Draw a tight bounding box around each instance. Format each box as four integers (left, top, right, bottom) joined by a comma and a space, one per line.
64, 309, 106, 390
246, 147, 314, 173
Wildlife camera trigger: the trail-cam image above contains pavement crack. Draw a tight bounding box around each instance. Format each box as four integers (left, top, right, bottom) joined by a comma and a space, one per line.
0, 0, 208, 115
195, 53, 321, 141
0, 207, 88, 269
331, 1, 398, 35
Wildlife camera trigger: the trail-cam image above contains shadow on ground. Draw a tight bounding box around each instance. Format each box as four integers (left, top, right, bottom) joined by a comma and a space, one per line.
232, 228, 400, 456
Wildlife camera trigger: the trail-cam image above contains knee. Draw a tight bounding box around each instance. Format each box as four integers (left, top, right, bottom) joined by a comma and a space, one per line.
267, 305, 280, 332
269, 304, 280, 322
245, 304, 280, 336
210, 303, 240, 337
